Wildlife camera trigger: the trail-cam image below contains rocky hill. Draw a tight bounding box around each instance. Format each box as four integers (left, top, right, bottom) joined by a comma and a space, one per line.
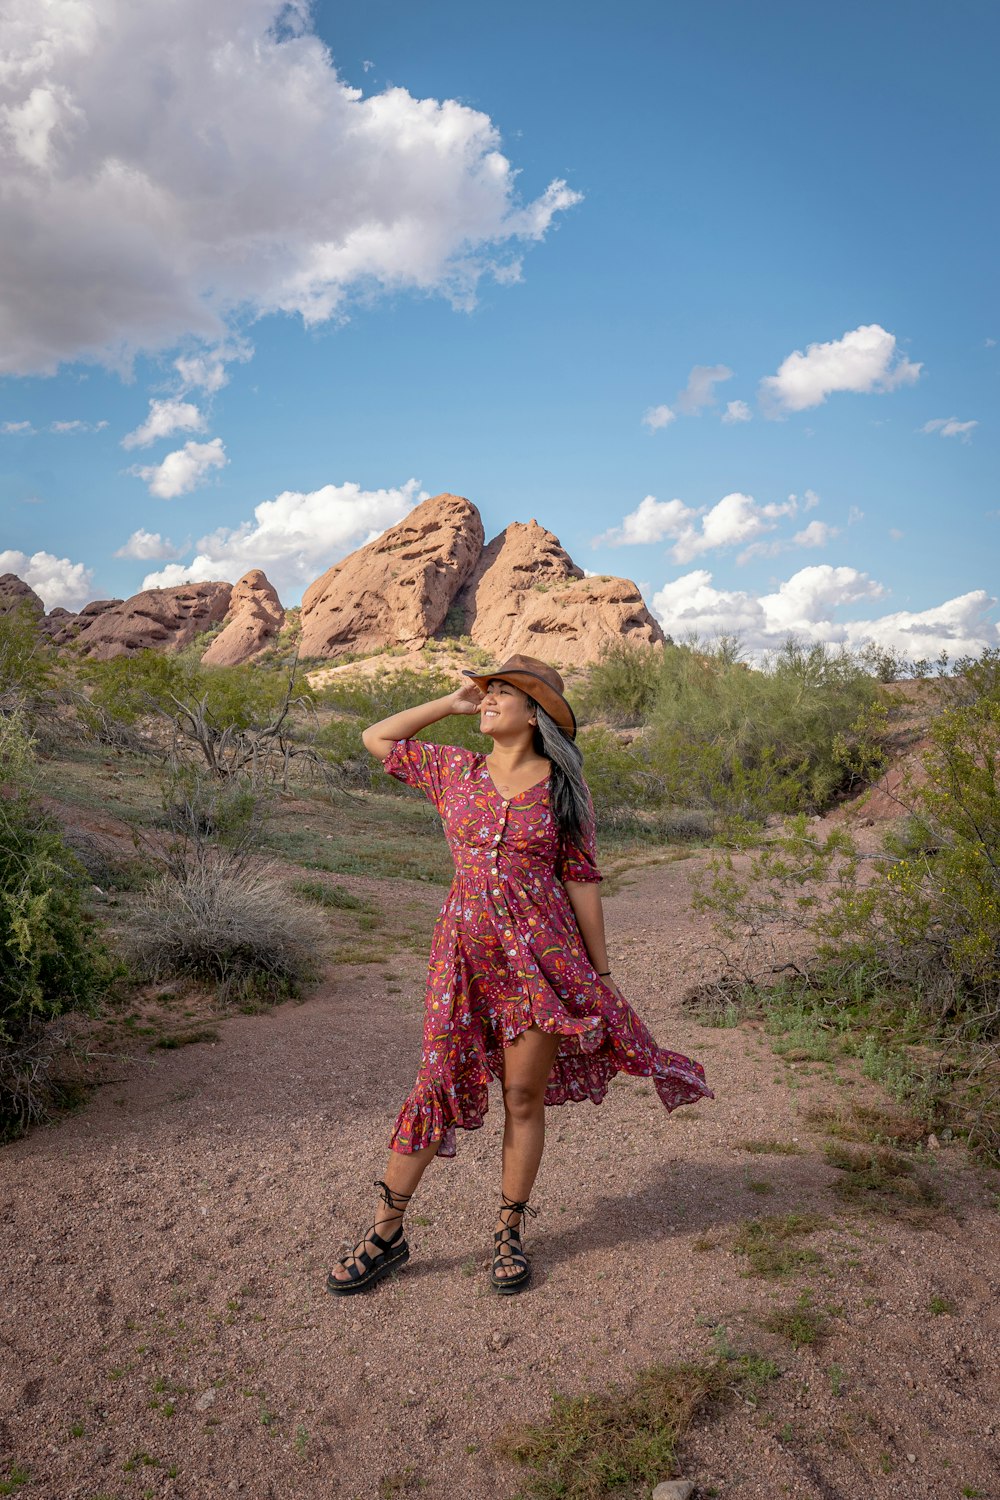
2, 492, 663, 668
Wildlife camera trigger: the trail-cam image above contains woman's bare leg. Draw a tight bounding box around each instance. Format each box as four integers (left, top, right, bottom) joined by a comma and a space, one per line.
494, 1025, 561, 1280
328, 1141, 439, 1282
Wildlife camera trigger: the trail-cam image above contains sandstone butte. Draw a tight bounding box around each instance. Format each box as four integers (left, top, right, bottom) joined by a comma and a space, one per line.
4, 491, 663, 668
298, 492, 663, 667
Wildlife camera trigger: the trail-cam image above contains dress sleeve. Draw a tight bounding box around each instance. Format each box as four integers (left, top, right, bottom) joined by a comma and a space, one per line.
556, 788, 603, 884
381, 738, 475, 814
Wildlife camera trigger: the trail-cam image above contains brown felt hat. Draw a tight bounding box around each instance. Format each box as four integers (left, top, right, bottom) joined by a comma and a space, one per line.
463, 654, 577, 739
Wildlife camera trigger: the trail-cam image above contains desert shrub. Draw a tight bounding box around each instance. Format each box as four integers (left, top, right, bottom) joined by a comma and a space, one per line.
576, 639, 664, 726
121, 863, 327, 1008
1, 713, 108, 1133
648, 636, 885, 818
0, 603, 56, 711
315, 667, 488, 788
694, 650, 1000, 1160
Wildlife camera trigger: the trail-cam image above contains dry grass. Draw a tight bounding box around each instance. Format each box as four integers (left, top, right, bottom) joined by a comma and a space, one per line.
822, 1141, 943, 1222
121, 863, 328, 1008
730, 1211, 829, 1279
495, 1350, 779, 1500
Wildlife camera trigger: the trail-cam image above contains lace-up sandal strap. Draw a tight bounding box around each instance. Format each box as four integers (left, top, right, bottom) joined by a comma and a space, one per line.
498, 1194, 539, 1219
374, 1179, 413, 1213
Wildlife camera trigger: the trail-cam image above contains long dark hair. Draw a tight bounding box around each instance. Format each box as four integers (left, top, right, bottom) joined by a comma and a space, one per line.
530, 700, 590, 848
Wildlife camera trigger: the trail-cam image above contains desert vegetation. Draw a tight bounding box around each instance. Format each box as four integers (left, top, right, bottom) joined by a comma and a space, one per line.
2, 607, 998, 1168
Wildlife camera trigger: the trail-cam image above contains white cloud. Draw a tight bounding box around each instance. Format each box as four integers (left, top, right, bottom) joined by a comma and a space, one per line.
596, 495, 696, 547
0, 547, 93, 609
921, 416, 978, 443
174, 342, 252, 394
803, 489, 820, 511
114, 529, 183, 561
641, 404, 675, 433
121, 399, 206, 450
651, 564, 998, 659
2, 420, 35, 434
131, 437, 227, 499
889, 528, 904, 542
985, 338, 996, 348
671, 492, 797, 565
721, 399, 751, 424
50, 418, 107, 433
141, 478, 426, 600
792, 519, 838, 548
848, 505, 864, 525
738, 517, 838, 564
0, 0, 581, 376
677, 364, 732, 415
760, 324, 922, 415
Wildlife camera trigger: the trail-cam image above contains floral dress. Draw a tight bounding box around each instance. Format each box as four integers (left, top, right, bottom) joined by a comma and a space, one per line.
383, 738, 714, 1158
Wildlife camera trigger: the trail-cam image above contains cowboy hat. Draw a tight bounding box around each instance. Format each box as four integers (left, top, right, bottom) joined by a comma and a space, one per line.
462, 654, 577, 738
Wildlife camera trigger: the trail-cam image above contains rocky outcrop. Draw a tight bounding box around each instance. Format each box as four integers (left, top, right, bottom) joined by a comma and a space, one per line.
201, 570, 284, 668
455, 520, 664, 666
299, 492, 484, 659
0, 573, 44, 617
61, 583, 233, 660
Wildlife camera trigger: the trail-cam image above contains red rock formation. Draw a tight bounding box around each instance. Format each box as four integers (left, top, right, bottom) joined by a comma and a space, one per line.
0, 573, 44, 617
455, 520, 664, 667
201, 570, 285, 667
63, 583, 233, 659
299, 492, 484, 659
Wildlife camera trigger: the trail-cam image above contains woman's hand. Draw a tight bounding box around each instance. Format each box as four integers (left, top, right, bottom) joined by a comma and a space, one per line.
447, 681, 484, 716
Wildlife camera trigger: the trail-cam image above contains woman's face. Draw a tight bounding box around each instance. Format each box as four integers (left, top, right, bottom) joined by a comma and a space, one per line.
479, 679, 537, 740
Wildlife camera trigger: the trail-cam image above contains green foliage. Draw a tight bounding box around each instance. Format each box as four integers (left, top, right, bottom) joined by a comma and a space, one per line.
0, 713, 108, 1133
82, 651, 309, 730
577, 636, 886, 824
0, 603, 55, 707
496, 1349, 778, 1500
315, 667, 486, 788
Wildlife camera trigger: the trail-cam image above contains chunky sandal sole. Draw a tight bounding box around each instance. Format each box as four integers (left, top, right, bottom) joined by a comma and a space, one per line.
491, 1264, 531, 1295
326, 1242, 409, 1297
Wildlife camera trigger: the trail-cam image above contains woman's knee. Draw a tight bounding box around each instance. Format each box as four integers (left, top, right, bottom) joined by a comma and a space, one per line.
502, 1079, 545, 1119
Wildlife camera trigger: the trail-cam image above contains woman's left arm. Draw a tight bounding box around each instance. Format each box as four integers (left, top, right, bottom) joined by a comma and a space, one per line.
563, 881, 611, 981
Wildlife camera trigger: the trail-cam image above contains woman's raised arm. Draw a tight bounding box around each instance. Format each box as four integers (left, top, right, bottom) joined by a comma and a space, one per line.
361, 681, 483, 761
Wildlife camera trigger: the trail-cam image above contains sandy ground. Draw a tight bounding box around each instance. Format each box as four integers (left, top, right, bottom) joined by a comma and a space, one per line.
2, 854, 999, 1500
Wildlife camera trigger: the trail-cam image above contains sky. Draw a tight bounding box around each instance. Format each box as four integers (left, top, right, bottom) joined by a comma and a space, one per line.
1, 0, 997, 659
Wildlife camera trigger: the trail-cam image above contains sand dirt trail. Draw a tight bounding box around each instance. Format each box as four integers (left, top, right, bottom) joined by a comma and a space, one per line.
2, 854, 999, 1500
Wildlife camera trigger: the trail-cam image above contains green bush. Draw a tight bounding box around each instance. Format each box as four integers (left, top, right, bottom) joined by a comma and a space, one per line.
0, 603, 55, 709
0, 713, 108, 1133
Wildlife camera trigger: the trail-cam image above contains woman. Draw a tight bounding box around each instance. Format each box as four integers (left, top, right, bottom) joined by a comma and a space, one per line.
327, 654, 713, 1297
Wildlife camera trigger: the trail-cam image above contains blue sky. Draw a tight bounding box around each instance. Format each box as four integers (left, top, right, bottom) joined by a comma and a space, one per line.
1, 0, 997, 656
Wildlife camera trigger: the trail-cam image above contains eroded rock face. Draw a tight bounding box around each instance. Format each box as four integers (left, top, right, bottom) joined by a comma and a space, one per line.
456, 520, 664, 667
201, 570, 284, 667
62, 583, 233, 659
299, 492, 484, 659
0, 573, 44, 617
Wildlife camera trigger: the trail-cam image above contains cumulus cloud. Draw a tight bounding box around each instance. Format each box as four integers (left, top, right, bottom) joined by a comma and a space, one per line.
921, 416, 978, 443
670, 492, 797, 565
722, 400, 751, 424
0, 0, 581, 376
760, 324, 922, 415
676, 364, 733, 415
174, 342, 252, 394
0, 547, 93, 609
596, 490, 805, 562
121, 399, 206, 450
641, 404, 675, 433
141, 478, 426, 600
650, 563, 998, 659
114, 530, 183, 561
595, 495, 695, 547
131, 438, 227, 499
2, 420, 35, 434
738, 516, 838, 564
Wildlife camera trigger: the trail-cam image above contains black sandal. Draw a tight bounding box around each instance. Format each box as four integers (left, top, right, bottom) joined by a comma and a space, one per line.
491, 1193, 538, 1295
326, 1180, 412, 1297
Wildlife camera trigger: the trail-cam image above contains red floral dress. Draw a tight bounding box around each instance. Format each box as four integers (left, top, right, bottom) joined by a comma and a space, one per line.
383, 738, 714, 1158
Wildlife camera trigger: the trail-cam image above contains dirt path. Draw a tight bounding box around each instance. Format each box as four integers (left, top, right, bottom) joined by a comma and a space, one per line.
2, 855, 999, 1500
